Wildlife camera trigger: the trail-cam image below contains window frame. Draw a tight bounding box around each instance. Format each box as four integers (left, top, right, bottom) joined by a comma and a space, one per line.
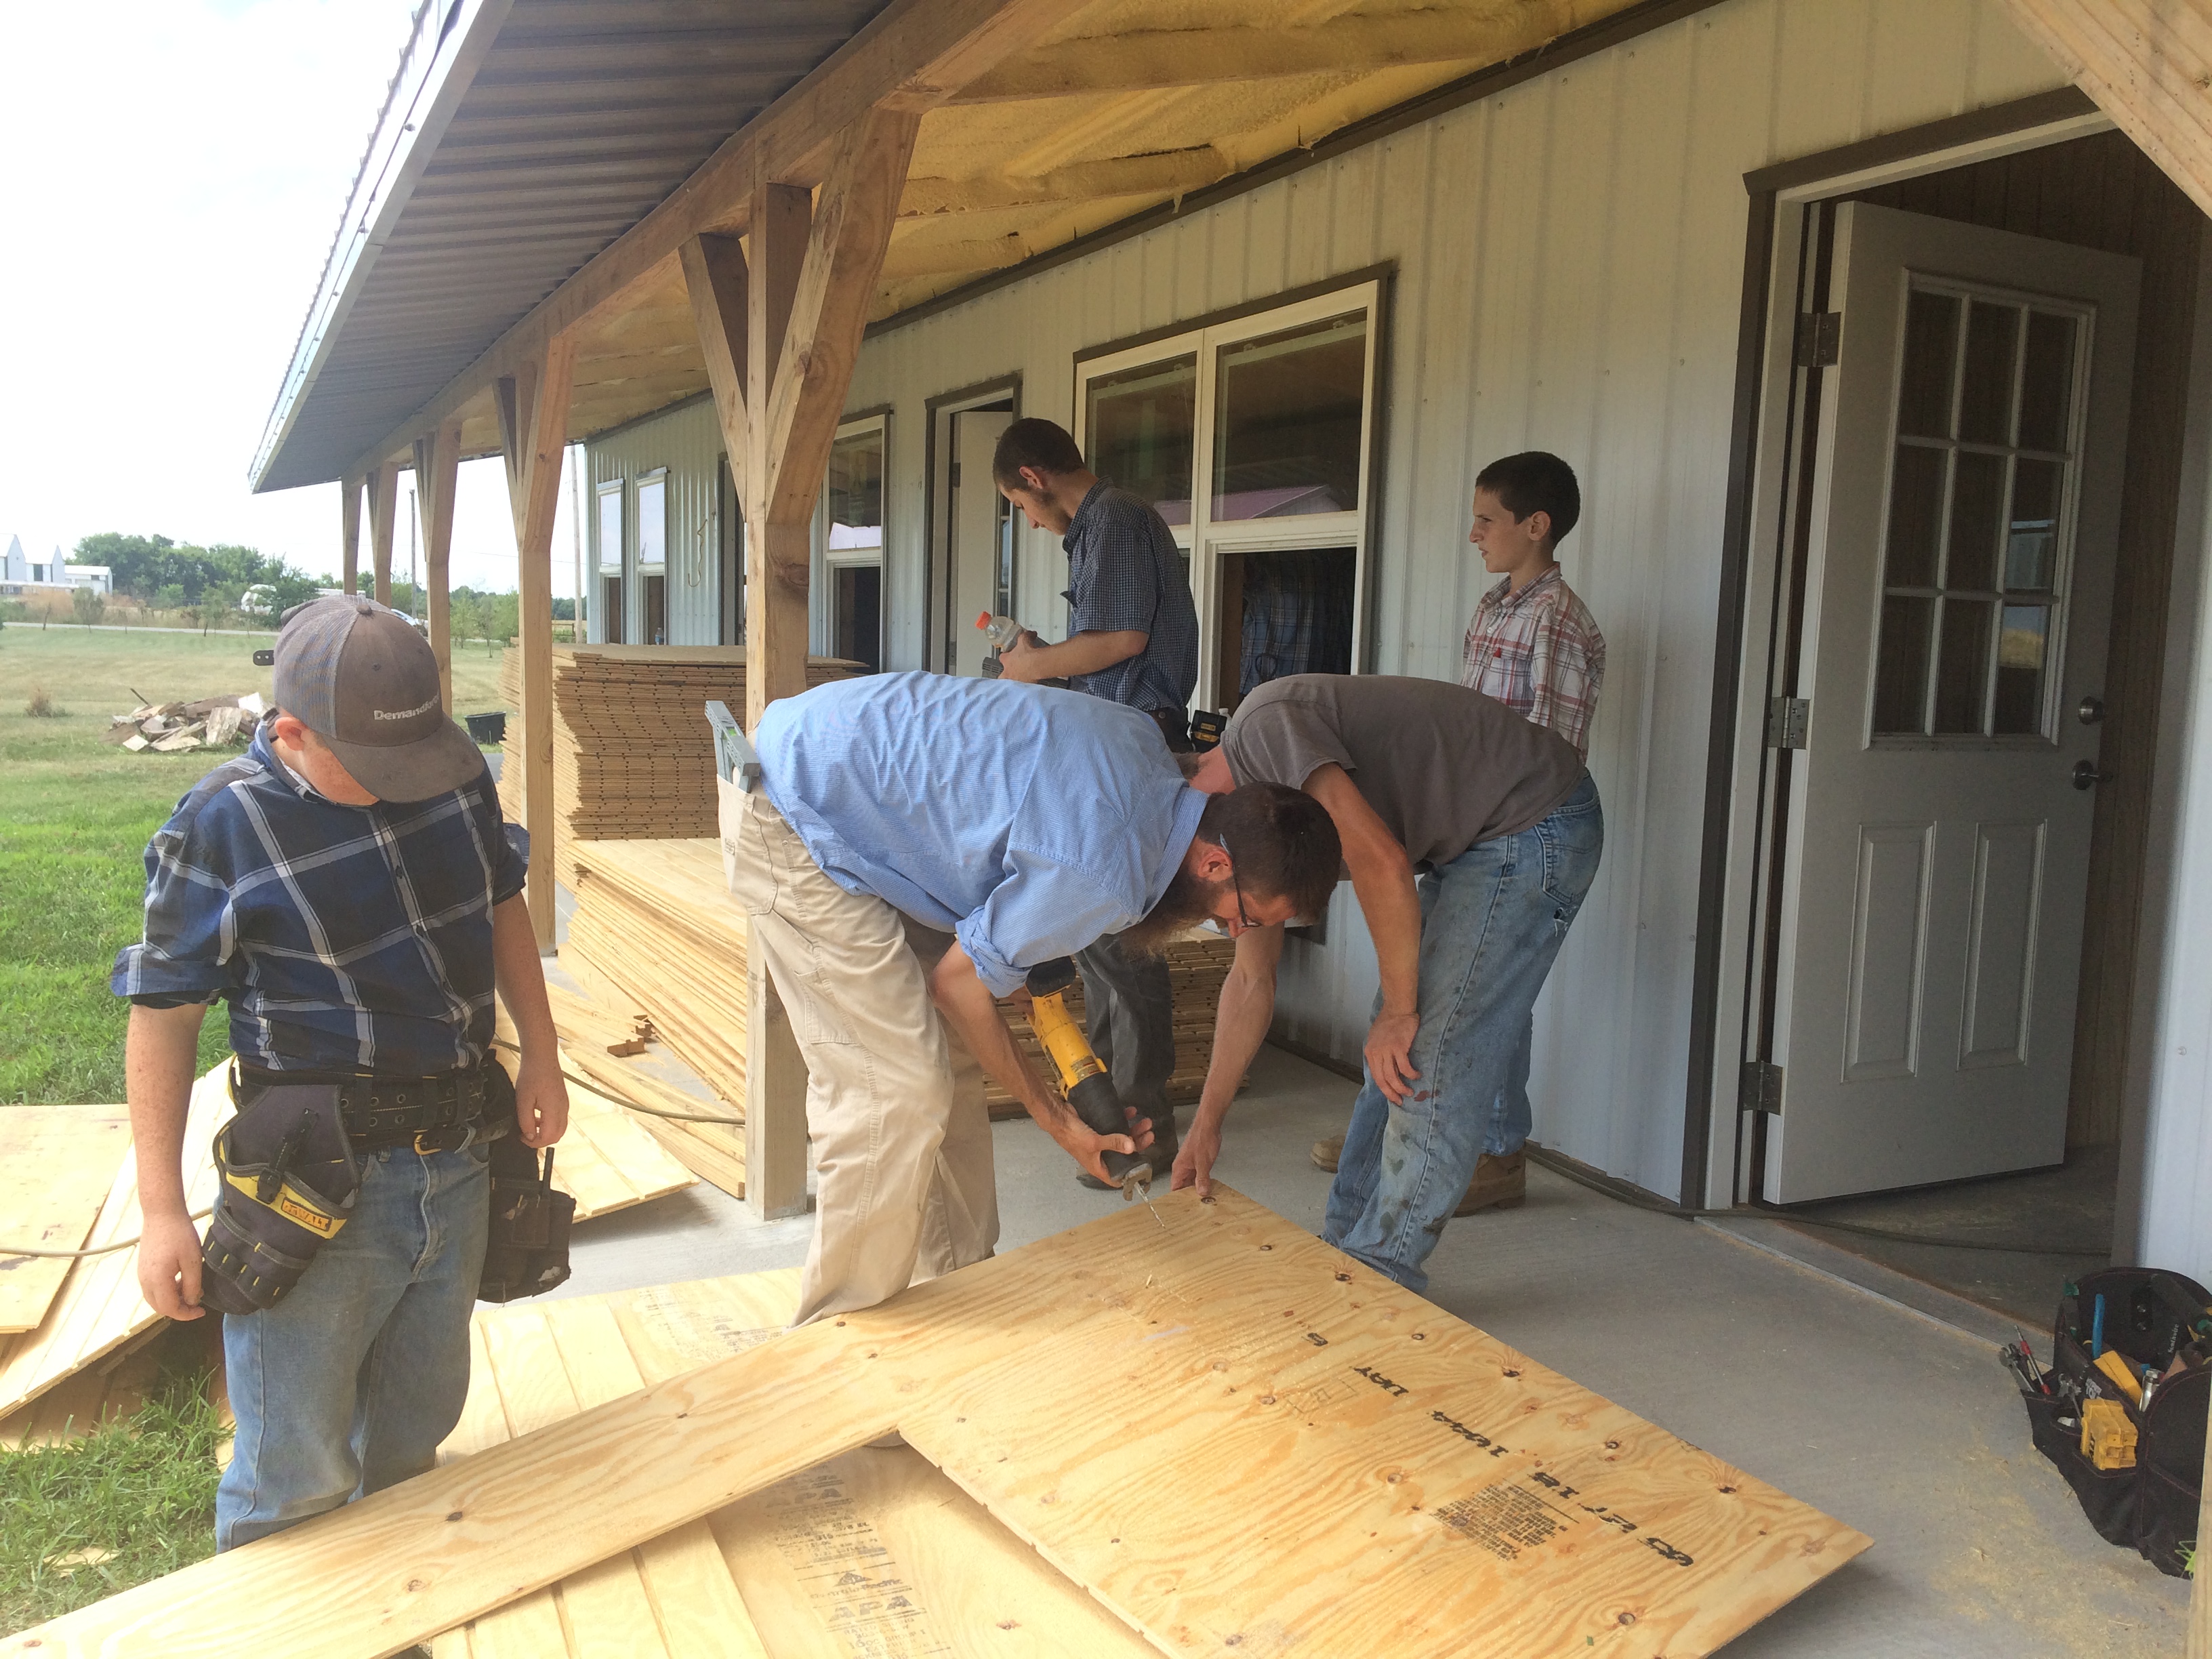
817, 411, 889, 670
1073, 276, 1384, 708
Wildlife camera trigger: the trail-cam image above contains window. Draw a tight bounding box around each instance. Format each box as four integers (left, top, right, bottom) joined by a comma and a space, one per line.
1869, 283, 2089, 741
595, 480, 623, 644
637, 470, 668, 644
821, 415, 886, 671
1075, 280, 1381, 710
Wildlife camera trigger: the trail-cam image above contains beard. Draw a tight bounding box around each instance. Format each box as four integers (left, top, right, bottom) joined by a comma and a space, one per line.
1118, 866, 1227, 957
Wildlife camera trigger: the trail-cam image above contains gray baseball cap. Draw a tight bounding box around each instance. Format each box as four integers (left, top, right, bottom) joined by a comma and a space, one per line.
272, 596, 483, 802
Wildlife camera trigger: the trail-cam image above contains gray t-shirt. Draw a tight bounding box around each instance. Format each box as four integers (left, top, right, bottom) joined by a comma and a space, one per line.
1221, 675, 1586, 869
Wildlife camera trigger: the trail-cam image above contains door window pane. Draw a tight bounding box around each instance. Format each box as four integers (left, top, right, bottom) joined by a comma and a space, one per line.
1944, 451, 2006, 591
1883, 446, 1946, 588
643, 573, 667, 645
2018, 311, 2078, 453
1933, 598, 1994, 733
1958, 302, 2021, 445
1232, 547, 1355, 700
1212, 312, 1367, 521
2006, 461, 2064, 592
637, 474, 668, 568
1896, 289, 1961, 440
834, 565, 881, 671
1086, 355, 1197, 525
597, 485, 623, 571
827, 429, 884, 556
1994, 604, 2051, 735
1873, 595, 1933, 734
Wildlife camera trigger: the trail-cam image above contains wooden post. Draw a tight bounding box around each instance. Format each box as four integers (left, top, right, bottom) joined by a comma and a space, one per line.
497, 338, 577, 950
413, 422, 462, 714
680, 105, 919, 1222
340, 476, 363, 595
366, 463, 400, 608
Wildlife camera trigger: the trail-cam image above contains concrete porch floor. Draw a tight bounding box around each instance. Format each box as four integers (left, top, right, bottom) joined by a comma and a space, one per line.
558, 1043, 2191, 1656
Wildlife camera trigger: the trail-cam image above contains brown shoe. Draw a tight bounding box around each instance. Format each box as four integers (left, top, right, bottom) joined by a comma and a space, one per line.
1456, 1151, 1526, 1216
1310, 1133, 1344, 1172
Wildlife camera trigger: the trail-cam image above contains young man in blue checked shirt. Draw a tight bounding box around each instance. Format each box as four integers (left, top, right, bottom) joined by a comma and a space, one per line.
991, 416, 1201, 1188
113, 595, 567, 1562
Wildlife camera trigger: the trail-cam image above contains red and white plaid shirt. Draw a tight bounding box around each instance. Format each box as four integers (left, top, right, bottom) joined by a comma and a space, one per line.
1459, 566, 1606, 758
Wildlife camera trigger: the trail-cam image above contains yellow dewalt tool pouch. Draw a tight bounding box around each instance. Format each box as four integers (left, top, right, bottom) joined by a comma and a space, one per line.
199, 1075, 360, 1316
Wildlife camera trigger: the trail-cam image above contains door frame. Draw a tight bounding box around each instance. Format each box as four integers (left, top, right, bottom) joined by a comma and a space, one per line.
1686, 89, 2114, 1209
922, 374, 1021, 672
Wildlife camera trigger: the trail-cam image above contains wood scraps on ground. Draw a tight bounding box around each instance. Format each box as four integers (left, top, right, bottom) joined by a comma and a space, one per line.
7, 1188, 1868, 1658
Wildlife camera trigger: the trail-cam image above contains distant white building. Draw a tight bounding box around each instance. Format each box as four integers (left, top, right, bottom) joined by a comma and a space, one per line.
1, 536, 111, 597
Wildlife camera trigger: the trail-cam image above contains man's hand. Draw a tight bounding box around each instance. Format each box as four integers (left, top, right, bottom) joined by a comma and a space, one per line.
995, 629, 1052, 682
1365, 1009, 1422, 1104
1170, 1112, 1223, 1197
1048, 1104, 1152, 1186
513, 1055, 569, 1148
137, 1210, 206, 1321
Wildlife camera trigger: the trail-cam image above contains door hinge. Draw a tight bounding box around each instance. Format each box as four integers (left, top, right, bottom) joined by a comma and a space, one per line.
1742, 1060, 1784, 1116
1765, 695, 1810, 750
1794, 310, 1841, 368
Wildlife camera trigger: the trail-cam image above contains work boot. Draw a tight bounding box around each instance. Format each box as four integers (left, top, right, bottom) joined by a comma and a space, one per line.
1311, 1133, 1344, 1172
1455, 1150, 1526, 1216
1078, 1108, 1176, 1189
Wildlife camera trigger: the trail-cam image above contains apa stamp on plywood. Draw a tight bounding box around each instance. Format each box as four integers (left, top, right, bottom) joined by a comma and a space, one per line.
766, 1465, 952, 1658
1435, 1481, 1581, 1562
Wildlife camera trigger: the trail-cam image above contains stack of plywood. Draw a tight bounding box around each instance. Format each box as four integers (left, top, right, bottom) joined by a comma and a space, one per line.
560, 833, 1242, 1126
983, 928, 1241, 1118
495, 647, 859, 882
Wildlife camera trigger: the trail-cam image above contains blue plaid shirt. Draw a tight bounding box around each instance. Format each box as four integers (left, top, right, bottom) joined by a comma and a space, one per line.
110, 727, 524, 1076
1062, 483, 1198, 714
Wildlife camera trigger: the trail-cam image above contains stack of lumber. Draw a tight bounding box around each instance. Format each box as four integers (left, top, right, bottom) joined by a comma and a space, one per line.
984, 928, 1241, 1118
0, 1065, 229, 1424
20, 1190, 1872, 1658
562, 836, 1244, 1126
494, 647, 859, 882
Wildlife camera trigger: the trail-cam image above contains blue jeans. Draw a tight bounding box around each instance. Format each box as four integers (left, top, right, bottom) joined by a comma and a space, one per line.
1324, 775, 1603, 1293
217, 1141, 488, 1550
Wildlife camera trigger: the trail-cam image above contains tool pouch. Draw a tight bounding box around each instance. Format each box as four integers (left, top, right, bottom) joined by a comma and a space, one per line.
478, 1133, 574, 1303
200, 1079, 360, 1317
2016, 1266, 2212, 1577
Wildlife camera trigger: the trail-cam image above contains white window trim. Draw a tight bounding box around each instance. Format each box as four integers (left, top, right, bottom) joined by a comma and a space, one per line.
1073, 278, 1381, 707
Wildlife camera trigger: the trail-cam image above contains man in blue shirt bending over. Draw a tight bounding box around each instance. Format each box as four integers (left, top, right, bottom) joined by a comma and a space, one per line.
738, 672, 1339, 1324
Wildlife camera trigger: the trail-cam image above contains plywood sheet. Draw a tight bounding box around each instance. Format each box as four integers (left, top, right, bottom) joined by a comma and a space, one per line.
0, 1065, 229, 1419
544, 1067, 697, 1222
10, 1189, 1867, 1658
0, 1104, 133, 1334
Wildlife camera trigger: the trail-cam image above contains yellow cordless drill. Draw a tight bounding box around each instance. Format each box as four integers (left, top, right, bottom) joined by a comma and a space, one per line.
1024, 957, 1153, 1201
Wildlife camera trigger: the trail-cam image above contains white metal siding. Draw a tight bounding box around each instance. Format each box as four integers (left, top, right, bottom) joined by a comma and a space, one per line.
843, 0, 2066, 1193
587, 398, 725, 646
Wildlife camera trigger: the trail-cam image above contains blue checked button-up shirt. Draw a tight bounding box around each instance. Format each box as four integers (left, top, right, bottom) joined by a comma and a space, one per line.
111, 727, 524, 1075
1062, 483, 1199, 714
755, 672, 1206, 996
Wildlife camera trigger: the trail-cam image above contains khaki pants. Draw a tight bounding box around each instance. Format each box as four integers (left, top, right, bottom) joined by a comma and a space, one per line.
722, 787, 997, 1324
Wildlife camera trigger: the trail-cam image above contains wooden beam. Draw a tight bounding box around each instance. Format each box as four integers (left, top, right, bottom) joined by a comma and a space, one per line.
898, 148, 1231, 218
1999, 0, 2212, 221
341, 0, 1090, 483
365, 462, 399, 607
951, 10, 1510, 102
497, 336, 577, 949
340, 474, 363, 595
742, 180, 815, 726
411, 419, 462, 715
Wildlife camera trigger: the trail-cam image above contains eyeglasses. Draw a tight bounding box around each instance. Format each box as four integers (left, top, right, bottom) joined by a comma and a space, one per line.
1219, 836, 1254, 930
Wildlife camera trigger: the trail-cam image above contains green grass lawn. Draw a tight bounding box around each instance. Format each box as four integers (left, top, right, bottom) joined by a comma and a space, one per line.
0, 624, 512, 1103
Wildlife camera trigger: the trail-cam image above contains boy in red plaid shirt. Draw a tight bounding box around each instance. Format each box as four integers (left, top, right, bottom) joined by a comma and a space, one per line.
1309, 451, 1605, 1214
1460, 451, 1605, 757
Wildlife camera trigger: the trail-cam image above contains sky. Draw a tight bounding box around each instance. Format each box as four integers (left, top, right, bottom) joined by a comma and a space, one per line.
0, 0, 575, 598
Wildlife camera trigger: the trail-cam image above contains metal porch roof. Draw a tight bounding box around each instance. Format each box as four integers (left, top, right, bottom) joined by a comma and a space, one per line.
251, 0, 889, 493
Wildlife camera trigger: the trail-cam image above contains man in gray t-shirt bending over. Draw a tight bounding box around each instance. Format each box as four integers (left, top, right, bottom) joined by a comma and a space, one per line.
1175, 674, 1602, 1293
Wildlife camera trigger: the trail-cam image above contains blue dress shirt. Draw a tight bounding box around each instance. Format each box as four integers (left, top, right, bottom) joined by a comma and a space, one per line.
754, 673, 1205, 995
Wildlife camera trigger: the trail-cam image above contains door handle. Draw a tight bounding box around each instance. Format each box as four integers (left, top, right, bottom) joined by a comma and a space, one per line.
2072, 760, 2112, 791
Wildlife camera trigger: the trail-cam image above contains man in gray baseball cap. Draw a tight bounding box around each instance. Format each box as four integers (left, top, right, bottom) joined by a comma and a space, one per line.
274, 594, 485, 800
113, 593, 567, 1565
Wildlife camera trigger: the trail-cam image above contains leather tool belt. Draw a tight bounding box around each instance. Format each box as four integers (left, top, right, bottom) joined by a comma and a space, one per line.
336, 1067, 512, 1151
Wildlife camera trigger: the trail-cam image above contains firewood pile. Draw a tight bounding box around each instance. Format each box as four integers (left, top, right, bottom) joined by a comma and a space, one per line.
106, 693, 267, 754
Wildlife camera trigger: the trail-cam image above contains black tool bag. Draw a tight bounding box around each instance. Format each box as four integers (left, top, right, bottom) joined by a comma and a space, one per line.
478, 1132, 574, 1303
201, 1077, 361, 1316
2015, 1266, 2211, 1577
